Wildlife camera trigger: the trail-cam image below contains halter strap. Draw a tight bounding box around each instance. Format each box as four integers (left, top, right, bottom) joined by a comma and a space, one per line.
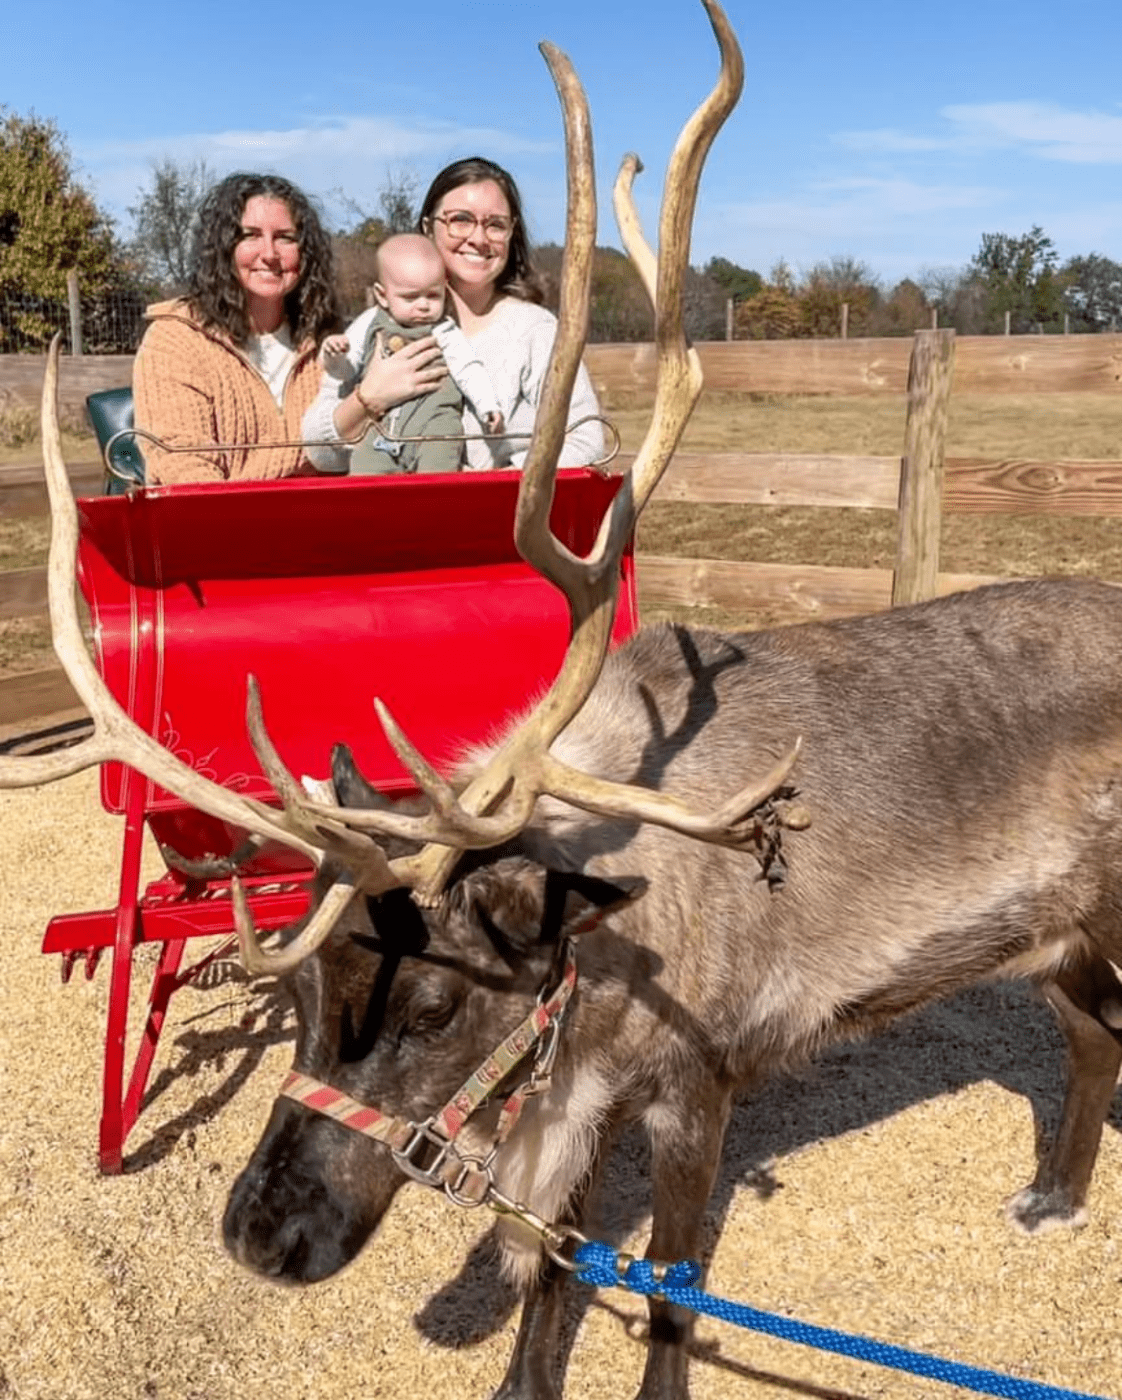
279, 939, 579, 1203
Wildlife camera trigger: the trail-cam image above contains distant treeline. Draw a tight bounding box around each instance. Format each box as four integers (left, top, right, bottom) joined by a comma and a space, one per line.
3, 111, 1117, 350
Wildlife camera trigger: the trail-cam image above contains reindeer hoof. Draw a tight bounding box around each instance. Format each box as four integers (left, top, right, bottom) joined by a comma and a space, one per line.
1005, 1186, 1088, 1235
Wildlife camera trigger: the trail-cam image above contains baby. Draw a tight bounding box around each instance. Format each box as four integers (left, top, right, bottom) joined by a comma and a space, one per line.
320, 233, 503, 475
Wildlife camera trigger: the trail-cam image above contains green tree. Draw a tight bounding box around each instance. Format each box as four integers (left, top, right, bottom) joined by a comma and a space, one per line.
703, 255, 762, 303
0, 109, 116, 300
128, 158, 215, 294
968, 226, 1064, 333
1061, 253, 1122, 332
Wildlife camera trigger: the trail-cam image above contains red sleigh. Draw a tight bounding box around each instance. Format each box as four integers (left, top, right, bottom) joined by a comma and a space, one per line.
44, 468, 637, 1172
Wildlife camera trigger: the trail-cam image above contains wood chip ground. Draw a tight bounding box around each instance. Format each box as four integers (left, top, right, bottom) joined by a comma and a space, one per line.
1, 774, 1119, 1399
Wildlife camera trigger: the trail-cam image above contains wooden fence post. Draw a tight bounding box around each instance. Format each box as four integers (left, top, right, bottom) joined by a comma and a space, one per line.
840, 302, 849, 340
726, 297, 734, 342
891, 328, 956, 608
66, 270, 82, 356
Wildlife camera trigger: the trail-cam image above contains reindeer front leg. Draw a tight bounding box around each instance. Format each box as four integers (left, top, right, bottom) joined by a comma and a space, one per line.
492, 1137, 611, 1400
637, 1085, 734, 1400
491, 1254, 572, 1400
1007, 955, 1122, 1233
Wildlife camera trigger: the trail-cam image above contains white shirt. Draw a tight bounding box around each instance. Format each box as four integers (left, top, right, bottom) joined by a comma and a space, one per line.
243, 324, 296, 408
302, 298, 604, 473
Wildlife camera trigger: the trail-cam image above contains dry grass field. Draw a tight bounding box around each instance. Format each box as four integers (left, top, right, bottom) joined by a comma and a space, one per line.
626, 388, 1122, 607
4, 388, 1122, 677
2, 392, 1122, 1400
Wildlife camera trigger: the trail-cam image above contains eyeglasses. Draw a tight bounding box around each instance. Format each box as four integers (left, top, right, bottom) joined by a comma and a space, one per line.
432, 211, 514, 242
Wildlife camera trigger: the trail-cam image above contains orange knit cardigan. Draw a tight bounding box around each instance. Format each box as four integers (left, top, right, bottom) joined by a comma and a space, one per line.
132, 299, 323, 485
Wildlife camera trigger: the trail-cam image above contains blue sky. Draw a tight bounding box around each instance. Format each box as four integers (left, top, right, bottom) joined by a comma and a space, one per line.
6, 0, 1122, 286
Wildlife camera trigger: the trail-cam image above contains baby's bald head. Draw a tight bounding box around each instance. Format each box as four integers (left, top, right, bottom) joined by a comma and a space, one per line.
372, 233, 448, 327
375, 233, 445, 287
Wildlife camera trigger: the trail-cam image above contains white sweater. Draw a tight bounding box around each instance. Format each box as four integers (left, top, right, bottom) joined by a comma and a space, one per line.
302, 297, 604, 472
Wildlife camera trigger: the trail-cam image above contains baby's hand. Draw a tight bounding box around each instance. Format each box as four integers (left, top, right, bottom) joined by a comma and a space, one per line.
320, 333, 353, 380
483, 410, 505, 436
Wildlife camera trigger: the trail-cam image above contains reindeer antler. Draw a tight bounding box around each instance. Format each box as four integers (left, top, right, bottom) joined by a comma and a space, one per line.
280, 1, 792, 907
0, 343, 411, 970
5, 3, 794, 978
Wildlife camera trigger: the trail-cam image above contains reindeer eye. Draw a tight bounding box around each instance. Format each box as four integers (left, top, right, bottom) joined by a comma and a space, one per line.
399, 990, 459, 1042
413, 998, 457, 1032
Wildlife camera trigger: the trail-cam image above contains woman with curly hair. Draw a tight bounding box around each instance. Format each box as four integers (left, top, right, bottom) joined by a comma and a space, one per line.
133, 172, 345, 484
303, 157, 603, 473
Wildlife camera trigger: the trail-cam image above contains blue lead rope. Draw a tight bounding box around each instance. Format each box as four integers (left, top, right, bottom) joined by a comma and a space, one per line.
574, 1242, 1114, 1400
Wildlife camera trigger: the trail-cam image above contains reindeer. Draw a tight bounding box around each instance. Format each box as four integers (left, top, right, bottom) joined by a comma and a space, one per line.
4, 4, 1122, 1398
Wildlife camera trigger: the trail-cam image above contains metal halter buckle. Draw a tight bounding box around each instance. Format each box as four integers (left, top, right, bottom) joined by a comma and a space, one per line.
391, 1119, 456, 1187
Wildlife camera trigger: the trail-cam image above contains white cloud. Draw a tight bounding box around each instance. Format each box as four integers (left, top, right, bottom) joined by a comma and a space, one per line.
832, 129, 950, 154
75, 116, 556, 231
695, 176, 1007, 283
941, 102, 1122, 163
708, 178, 996, 251
833, 101, 1122, 166
809, 176, 996, 214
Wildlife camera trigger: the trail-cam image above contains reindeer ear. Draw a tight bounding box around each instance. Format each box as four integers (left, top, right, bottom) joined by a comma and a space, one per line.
331, 744, 390, 811
467, 859, 645, 961
547, 870, 647, 942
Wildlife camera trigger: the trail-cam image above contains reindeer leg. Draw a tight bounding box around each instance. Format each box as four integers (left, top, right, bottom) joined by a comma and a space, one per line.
491, 1134, 612, 1400
636, 1085, 734, 1400
491, 1255, 571, 1400
1007, 954, 1122, 1233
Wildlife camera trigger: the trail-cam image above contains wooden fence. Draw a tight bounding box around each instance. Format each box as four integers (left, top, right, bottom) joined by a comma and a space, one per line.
3, 332, 1122, 729
593, 330, 1122, 623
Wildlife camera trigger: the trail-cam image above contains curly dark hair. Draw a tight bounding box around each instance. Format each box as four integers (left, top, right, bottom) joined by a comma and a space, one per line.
417, 158, 544, 305
187, 172, 338, 345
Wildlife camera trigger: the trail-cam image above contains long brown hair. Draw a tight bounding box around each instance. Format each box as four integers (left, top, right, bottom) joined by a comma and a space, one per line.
417, 158, 544, 305
187, 172, 339, 344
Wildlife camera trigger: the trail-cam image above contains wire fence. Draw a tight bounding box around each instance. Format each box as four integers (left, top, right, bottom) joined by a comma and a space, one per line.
2, 282, 1117, 355
0, 288, 148, 354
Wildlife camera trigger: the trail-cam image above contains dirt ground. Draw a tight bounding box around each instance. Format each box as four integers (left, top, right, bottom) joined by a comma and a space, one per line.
2, 390, 1122, 1397
1, 773, 1120, 1400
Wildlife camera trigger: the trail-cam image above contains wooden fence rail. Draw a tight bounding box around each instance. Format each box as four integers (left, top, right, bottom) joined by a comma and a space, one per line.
3, 331, 1122, 411
3, 331, 1122, 729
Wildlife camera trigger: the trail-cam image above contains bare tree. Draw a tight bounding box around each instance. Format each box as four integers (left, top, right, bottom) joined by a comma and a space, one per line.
377, 167, 419, 234
329, 169, 421, 316
129, 158, 216, 294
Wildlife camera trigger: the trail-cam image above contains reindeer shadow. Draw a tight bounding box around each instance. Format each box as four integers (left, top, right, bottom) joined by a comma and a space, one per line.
413, 977, 1121, 1375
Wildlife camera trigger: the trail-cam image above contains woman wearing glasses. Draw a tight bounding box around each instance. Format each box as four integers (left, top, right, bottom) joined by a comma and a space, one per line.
303, 157, 604, 472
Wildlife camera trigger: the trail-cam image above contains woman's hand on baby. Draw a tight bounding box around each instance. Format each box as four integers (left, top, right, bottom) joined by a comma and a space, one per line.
359, 333, 446, 414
